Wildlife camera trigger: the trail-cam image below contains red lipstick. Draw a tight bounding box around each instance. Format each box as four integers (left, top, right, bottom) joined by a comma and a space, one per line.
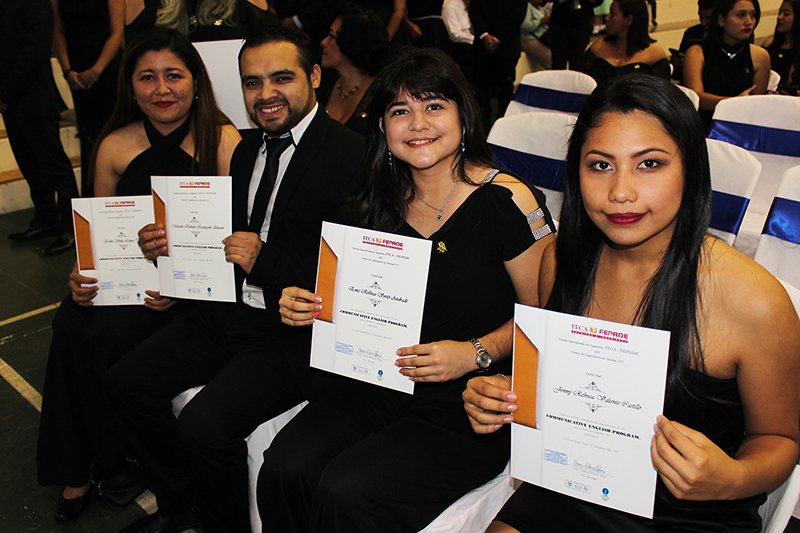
606, 213, 645, 225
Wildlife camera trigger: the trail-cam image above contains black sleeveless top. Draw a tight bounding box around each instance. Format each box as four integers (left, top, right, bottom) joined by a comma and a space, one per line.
116, 117, 195, 196
700, 41, 755, 126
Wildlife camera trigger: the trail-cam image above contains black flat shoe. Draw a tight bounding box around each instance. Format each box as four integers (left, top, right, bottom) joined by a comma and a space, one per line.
45, 232, 75, 256
54, 485, 94, 522
119, 510, 203, 533
9, 222, 57, 242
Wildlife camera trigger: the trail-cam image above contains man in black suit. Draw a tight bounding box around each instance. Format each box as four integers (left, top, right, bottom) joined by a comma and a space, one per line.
1, 0, 79, 255
671, 0, 715, 83
105, 26, 365, 533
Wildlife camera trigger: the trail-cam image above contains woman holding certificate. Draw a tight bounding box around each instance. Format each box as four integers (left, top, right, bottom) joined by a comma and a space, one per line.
260, 47, 556, 532
463, 74, 800, 532
36, 28, 240, 522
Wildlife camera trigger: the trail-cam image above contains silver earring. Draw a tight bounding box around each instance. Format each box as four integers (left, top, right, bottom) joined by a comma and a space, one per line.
388, 150, 393, 168
460, 139, 465, 153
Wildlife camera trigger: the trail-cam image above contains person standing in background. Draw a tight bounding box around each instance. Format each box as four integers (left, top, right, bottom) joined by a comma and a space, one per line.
550, 0, 601, 69
52, 0, 125, 199
468, 0, 527, 125
442, 0, 474, 72
2, 0, 79, 255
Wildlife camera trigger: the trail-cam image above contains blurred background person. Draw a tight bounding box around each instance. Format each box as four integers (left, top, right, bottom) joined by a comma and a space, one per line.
442, 0, 474, 72
578, 0, 669, 82
762, 0, 799, 86
3, 0, 79, 255
318, 9, 393, 135
156, 0, 277, 41
521, 0, 552, 71
468, 0, 527, 125
670, 0, 715, 84
549, 0, 601, 69
683, 0, 770, 127
52, 0, 125, 199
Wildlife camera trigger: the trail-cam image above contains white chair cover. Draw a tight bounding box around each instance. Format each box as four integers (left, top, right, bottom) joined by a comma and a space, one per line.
758, 279, 800, 533
505, 70, 597, 117
706, 139, 761, 245
488, 111, 577, 222
768, 70, 781, 93
753, 165, 800, 288
676, 85, 700, 110
707, 95, 800, 257
172, 390, 514, 533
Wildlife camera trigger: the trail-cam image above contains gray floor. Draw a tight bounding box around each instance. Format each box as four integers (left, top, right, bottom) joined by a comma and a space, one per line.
2, 206, 800, 533
0, 208, 150, 533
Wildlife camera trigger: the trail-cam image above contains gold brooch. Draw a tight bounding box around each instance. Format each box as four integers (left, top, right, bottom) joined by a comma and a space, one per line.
437, 241, 447, 253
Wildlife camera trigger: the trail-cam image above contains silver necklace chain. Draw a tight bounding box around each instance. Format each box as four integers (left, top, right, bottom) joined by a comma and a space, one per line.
415, 181, 458, 221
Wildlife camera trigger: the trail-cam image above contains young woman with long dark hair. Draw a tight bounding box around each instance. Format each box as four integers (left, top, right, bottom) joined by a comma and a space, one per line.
464, 74, 800, 532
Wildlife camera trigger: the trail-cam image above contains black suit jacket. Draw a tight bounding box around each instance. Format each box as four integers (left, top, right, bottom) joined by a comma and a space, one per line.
0, 0, 66, 117
229, 106, 365, 321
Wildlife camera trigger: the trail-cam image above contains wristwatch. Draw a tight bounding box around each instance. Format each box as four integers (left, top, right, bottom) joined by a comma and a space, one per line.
470, 338, 492, 373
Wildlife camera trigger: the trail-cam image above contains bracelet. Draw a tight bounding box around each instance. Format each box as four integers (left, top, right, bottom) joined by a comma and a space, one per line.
63, 69, 73, 78
497, 374, 511, 383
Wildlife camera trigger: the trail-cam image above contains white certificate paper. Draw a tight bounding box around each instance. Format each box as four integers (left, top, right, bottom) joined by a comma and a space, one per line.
151, 176, 236, 302
310, 222, 432, 394
71, 196, 159, 306
511, 305, 670, 518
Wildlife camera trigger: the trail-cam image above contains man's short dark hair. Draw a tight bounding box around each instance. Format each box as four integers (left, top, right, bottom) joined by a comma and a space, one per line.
238, 25, 316, 78
698, 0, 716, 11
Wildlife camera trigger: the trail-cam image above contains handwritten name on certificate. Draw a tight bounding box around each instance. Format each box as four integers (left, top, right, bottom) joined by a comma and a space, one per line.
511, 305, 670, 518
72, 196, 159, 306
310, 222, 431, 394
151, 176, 236, 302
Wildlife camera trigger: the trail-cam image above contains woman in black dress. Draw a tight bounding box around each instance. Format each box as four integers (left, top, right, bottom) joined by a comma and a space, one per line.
464, 74, 800, 533
258, 47, 555, 533
37, 28, 240, 522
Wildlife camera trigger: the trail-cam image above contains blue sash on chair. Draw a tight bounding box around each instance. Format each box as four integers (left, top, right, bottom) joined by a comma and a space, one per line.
710, 190, 750, 236
708, 120, 800, 157
490, 144, 566, 192
762, 197, 800, 245
513, 85, 589, 115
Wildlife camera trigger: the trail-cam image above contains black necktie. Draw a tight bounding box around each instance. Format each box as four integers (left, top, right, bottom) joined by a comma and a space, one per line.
248, 134, 293, 233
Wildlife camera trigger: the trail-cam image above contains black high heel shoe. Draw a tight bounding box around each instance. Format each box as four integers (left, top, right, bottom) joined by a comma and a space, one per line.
54, 484, 94, 522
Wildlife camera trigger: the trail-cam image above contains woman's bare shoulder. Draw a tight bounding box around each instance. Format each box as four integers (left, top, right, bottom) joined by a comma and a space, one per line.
487, 172, 542, 213
703, 237, 797, 330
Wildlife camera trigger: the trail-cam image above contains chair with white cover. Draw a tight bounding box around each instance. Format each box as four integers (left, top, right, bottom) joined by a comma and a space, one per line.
488, 111, 577, 222
505, 70, 597, 117
676, 85, 700, 110
706, 138, 761, 245
707, 95, 800, 257
768, 70, 781, 93
758, 279, 800, 533
753, 165, 800, 289
172, 391, 516, 533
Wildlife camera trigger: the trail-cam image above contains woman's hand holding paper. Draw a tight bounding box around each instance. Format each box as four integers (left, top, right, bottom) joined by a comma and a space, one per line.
138, 223, 168, 261
395, 340, 477, 382
463, 375, 518, 434
69, 261, 98, 307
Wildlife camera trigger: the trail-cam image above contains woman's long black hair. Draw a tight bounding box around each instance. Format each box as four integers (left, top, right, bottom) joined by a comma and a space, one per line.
349, 47, 495, 232
549, 74, 712, 400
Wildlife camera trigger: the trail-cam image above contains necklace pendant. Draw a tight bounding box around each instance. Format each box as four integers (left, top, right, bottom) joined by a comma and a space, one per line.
437, 213, 442, 220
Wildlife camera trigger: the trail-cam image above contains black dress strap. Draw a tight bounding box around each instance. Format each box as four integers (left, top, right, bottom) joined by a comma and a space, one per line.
117, 116, 195, 196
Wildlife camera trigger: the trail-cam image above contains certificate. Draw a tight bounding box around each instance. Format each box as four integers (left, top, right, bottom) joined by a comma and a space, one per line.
310, 222, 432, 394
511, 305, 670, 518
151, 176, 236, 302
72, 196, 159, 306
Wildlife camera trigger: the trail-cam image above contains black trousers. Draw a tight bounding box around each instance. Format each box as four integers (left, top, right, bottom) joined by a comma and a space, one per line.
104, 302, 305, 533
257, 381, 511, 533
37, 295, 187, 487
550, 14, 594, 70
3, 112, 78, 233
470, 38, 522, 126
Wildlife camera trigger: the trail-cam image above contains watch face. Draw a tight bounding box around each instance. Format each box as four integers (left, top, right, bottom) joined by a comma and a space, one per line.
477, 352, 492, 368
